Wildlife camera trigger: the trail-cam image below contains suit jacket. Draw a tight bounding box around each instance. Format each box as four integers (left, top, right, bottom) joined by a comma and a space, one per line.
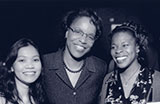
43, 49, 107, 104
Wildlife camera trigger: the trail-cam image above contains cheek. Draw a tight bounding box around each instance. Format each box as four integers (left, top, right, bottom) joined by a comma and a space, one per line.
66, 36, 76, 46
128, 47, 137, 55
67, 33, 77, 41
35, 63, 42, 71
12, 63, 23, 72
110, 49, 115, 56
14, 67, 22, 78
88, 42, 94, 48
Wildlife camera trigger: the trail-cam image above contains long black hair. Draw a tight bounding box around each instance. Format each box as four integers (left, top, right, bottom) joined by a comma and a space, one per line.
2, 38, 47, 104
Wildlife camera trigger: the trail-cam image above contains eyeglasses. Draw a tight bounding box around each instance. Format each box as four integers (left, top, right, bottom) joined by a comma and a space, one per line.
68, 27, 96, 42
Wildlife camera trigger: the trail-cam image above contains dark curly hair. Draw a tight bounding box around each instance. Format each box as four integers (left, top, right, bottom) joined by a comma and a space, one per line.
62, 8, 103, 40
109, 21, 149, 66
1, 38, 47, 104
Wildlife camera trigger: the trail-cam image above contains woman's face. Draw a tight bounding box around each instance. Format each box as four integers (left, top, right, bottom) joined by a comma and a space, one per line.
65, 16, 96, 59
111, 31, 139, 69
12, 45, 42, 85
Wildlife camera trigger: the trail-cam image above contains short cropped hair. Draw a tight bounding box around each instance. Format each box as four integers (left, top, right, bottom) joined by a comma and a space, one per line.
62, 8, 103, 40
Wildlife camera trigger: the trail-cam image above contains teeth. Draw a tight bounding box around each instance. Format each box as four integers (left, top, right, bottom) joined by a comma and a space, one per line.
116, 57, 127, 61
23, 71, 35, 75
76, 45, 85, 51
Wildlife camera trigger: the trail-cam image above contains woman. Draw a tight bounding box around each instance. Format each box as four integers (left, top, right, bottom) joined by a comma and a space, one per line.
43, 9, 107, 104
0, 38, 47, 104
99, 22, 160, 104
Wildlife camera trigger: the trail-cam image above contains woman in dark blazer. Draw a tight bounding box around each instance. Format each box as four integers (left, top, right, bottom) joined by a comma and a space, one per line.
43, 8, 107, 104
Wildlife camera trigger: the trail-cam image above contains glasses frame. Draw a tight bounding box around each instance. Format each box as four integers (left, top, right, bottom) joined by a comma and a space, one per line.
68, 26, 96, 42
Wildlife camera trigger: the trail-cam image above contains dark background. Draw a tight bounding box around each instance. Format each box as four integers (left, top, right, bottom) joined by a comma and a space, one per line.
0, 0, 160, 64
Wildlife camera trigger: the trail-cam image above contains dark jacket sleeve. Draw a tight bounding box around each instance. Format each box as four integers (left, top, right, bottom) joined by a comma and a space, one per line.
98, 72, 113, 104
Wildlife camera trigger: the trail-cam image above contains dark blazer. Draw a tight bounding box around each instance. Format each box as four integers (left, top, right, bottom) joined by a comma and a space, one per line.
43, 49, 107, 104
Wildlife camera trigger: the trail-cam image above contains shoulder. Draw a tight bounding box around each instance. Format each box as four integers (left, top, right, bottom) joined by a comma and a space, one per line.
152, 70, 160, 91
99, 71, 114, 104
42, 52, 56, 67
0, 96, 7, 104
43, 49, 62, 60
42, 49, 64, 70
43, 52, 57, 59
103, 71, 114, 83
151, 70, 160, 102
87, 56, 108, 73
42, 50, 61, 63
87, 56, 107, 66
153, 70, 160, 81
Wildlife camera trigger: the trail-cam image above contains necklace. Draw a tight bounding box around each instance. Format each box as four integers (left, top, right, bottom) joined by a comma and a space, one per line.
63, 61, 85, 73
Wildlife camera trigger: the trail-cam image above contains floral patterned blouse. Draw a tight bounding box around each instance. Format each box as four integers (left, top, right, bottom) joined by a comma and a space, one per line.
105, 67, 154, 104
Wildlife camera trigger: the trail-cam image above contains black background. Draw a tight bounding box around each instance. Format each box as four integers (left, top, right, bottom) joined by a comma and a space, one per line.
0, 0, 160, 63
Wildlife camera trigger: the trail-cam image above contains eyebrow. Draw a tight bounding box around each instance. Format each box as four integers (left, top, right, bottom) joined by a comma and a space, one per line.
17, 55, 40, 58
72, 26, 95, 35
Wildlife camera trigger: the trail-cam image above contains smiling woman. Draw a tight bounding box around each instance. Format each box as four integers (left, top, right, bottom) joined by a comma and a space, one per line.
0, 38, 48, 104
43, 8, 107, 104
99, 21, 160, 104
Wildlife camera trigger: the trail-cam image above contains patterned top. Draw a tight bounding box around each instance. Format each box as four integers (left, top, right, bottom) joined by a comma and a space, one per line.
105, 67, 154, 104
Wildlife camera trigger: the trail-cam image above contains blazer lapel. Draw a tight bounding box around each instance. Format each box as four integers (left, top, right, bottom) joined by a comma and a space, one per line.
48, 49, 73, 89
75, 68, 91, 89
56, 67, 73, 89
75, 57, 96, 89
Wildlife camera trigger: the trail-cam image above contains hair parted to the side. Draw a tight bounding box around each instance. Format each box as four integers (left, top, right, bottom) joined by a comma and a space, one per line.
1, 38, 47, 104
109, 21, 149, 66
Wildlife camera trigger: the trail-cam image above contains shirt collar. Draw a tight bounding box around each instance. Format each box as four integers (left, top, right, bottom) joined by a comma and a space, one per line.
48, 48, 96, 73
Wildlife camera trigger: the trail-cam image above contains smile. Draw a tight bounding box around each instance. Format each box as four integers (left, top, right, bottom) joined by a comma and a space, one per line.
23, 71, 36, 75
75, 45, 85, 51
116, 56, 127, 63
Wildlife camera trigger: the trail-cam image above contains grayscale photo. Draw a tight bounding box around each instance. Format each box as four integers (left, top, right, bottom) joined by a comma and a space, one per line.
0, 0, 160, 104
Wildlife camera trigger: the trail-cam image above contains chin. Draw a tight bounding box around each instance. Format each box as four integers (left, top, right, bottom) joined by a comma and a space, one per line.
24, 78, 38, 84
117, 65, 126, 69
117, 64, 129, 73
73, 52, 85, 58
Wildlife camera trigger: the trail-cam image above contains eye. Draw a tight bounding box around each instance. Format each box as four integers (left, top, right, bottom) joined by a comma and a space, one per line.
122, 44, 129, 48
111, 45, 116, 50
17, 59, 25, 62
87, 35, 94, 40
33, 58, 40, 62
73, 29, 81, 34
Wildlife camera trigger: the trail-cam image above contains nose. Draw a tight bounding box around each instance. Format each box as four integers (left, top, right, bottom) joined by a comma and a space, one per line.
25, 61, 34, 69
115, 46, 123, 54
79, 33, 87, 44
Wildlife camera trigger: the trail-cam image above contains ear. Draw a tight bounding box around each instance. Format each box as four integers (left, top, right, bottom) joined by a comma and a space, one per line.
136, 44, 140, 53
65, 31, 69, 38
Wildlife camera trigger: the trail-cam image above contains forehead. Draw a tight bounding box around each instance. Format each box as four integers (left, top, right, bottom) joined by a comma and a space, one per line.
112, 31, 135, 43
18, 45, 39, 56
70, 16, 96, 35
71, 16, 94, 27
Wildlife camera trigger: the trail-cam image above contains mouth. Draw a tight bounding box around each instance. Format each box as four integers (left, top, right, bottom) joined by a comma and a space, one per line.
115, 56, 127, 63
23, 71, 36, 75
75, 44, 86, 51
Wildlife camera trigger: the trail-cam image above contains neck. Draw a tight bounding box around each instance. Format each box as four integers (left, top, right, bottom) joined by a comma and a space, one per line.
120, 60, 141, 79
15, 78, 30, 103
